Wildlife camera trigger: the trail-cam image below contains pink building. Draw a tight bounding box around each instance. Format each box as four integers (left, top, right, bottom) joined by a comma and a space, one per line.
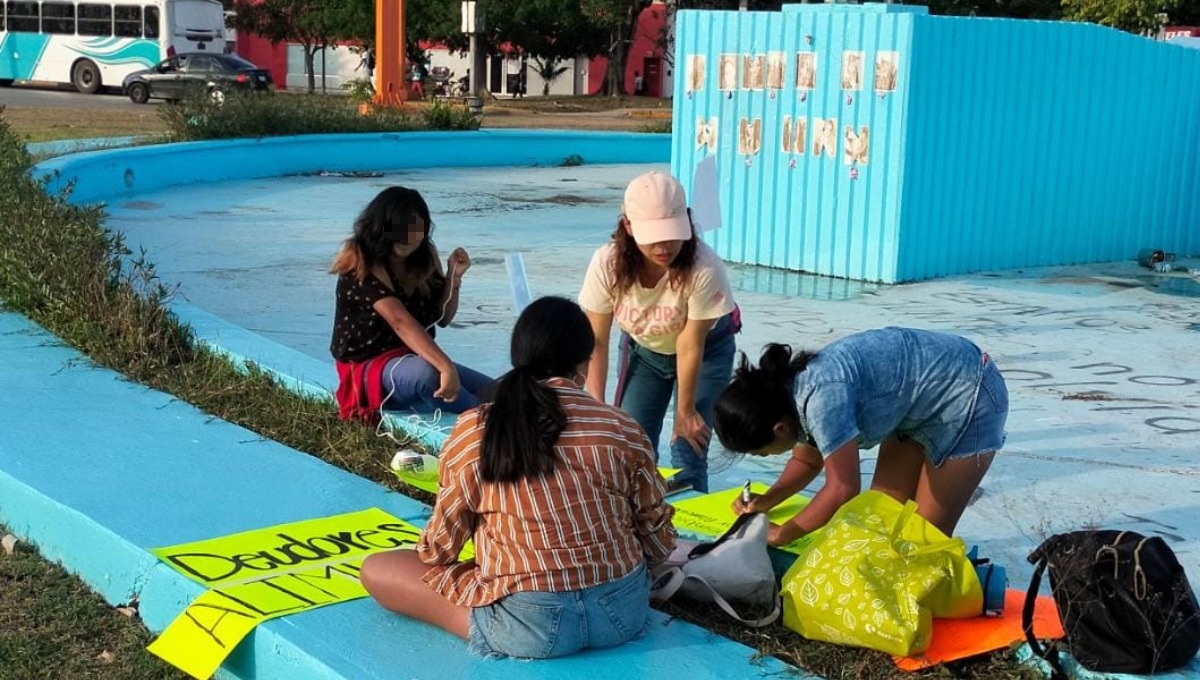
233, 1, 672, 97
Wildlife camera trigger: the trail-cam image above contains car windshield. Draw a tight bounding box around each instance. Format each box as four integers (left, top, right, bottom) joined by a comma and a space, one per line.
213, 55, 258, 70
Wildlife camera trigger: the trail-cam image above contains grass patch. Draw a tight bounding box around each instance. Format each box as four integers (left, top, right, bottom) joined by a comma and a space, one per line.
0, 106, 1035, 678
158, 92, 479, 142
492, 93, 668, 113
638, 120, 673, 134
0, 526, 188, 680
0, 102, 166, 143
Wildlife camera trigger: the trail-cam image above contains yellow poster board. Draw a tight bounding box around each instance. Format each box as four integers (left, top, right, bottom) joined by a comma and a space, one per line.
669, 483, 816, 555
148, 508, 422, 679
393, 454, 681, 495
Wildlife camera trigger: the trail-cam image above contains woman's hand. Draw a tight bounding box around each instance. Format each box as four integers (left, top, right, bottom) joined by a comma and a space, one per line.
732, 492, 776, 515
434, 366, 461, 404
767, 522, 795, 547
447, 248, 471, 282
672, 409, 710, 455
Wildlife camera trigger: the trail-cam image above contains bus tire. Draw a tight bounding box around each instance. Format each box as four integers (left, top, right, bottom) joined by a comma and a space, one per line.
128, 82, 150, 104
72, 60, 102, 94
0, 79, 13, 87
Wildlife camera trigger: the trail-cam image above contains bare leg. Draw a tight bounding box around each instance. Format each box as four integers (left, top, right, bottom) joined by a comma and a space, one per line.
914, 452, 995, 536
869, 436, 925, 505
360, 550, 470, 639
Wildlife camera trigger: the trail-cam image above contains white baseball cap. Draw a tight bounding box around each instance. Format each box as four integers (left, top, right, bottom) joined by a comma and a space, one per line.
622, 172, 693, 245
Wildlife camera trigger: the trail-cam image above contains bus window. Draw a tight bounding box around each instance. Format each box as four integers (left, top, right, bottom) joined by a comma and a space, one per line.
143, 6, 160, 39
41, 2, 76, 34
114, 5, 142, 37
6, 2, 40, 33
77, 4, 113, 36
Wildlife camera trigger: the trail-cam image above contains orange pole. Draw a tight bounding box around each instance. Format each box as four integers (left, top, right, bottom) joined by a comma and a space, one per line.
374, 0, 406, 106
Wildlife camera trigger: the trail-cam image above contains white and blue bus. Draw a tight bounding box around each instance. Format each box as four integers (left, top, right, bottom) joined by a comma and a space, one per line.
1, 0, 226, 93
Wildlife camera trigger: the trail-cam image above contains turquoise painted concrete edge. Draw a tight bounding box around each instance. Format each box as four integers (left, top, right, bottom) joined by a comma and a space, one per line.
33, 129, 672, 206
0, 308, 800, 680
10, 133, 806, 679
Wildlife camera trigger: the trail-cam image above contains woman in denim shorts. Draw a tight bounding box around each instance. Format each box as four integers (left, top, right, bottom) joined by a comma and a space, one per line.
713, 327, 1008, 546
360, 297, 677, 659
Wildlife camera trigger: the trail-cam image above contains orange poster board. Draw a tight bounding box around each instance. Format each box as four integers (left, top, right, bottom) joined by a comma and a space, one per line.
894, 589, 1065, 671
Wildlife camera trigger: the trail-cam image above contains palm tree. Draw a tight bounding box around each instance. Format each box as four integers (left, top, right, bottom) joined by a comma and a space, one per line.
531, 56, 570, 96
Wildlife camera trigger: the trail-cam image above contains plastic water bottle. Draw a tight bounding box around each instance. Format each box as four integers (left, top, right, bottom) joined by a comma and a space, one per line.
1137, 249, 1177, 269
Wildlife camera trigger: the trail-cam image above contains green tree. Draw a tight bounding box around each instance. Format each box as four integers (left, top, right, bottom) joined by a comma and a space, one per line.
1061, 0, 1179, 33
530, 56, 570, 95
581, 0, 652, 96
484, 0, 606, 94
230, 0, 367, 92
1167, 0, 1200, 25
926, 0, 1062, 18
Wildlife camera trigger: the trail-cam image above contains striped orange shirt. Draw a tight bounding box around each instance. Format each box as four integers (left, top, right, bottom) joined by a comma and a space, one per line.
418, 378, 677, 608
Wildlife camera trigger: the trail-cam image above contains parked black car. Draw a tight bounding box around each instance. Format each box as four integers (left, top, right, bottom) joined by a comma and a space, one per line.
123, 53, 273, 104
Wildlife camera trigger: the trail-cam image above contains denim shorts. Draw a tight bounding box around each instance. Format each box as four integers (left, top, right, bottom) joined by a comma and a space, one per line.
934, 358, 1009, 466
467, 563, 650, 660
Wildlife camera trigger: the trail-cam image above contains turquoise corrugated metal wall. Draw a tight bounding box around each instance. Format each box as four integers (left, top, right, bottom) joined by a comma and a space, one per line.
673, 5, 1200, 283
673, 4, 917, 282
900, 17, 1200, 280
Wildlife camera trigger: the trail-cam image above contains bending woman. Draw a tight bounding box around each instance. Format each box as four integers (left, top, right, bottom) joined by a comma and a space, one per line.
360, 296, 676, 659
330, 186, 492, 421
713, 327, 1007, 545
579, 171, 739, 493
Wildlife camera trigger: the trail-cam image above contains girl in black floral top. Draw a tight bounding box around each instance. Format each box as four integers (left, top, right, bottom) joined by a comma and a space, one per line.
330, 186, 492, 421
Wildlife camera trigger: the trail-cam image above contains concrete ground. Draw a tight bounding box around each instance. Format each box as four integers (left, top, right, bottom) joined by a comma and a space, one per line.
105, 162, 1200, 592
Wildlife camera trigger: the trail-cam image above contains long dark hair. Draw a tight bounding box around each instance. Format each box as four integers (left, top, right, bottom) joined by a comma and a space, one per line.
714, 343, 816, 453
480, 296, 596, 483
609, 214, 698, 296
330, 186, 442, 295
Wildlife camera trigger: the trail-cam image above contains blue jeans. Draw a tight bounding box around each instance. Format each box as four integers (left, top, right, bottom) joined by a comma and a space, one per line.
467, 564, 649, 659
378, 355, 493, 414
614, 314, 738, 493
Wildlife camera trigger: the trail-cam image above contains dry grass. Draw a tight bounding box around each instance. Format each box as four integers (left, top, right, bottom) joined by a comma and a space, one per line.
0, 527, 188, 680
2, 106, 166, 142
1, 94, 672, 142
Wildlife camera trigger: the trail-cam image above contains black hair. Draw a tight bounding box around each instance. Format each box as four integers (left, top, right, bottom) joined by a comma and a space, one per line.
713, 343, 816, 453
330, 186, 441, 293
480, 296, 596, 483
609, 212, 698, 297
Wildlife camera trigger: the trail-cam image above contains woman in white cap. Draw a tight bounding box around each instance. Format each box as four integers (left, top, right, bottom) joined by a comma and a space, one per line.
578, 171, 740, 493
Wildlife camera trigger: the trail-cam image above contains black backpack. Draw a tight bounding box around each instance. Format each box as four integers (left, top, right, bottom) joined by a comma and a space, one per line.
1022, 530, 1200, 678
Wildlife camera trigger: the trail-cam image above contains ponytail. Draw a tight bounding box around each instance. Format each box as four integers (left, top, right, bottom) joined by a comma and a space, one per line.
479, 297, 595, 483
714, 343, 815, 453
480, 366, 564, 483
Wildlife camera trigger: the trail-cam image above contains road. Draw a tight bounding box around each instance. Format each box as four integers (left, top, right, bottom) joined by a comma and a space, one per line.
0, 84, 141, 108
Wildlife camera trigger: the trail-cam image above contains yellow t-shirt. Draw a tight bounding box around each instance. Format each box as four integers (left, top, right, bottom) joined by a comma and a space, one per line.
578, 241, 735, 355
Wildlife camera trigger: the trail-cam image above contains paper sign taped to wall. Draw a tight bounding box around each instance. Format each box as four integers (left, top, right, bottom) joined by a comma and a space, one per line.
148, 508, 423, 679
670, 483, 815, 554
691, 156, 723, 233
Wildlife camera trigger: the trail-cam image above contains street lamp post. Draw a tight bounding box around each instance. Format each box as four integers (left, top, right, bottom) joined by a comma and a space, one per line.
462, 1, 483, 115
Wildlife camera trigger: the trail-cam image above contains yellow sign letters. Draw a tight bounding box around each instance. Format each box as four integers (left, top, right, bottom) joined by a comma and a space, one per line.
148, 508, 419, 679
